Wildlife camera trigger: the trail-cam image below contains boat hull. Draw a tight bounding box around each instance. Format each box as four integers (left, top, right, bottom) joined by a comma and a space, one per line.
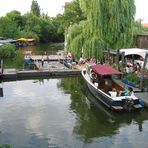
86, 81, 113, 108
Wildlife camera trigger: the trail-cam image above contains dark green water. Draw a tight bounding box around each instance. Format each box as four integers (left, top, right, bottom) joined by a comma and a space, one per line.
0, 76, 148, 148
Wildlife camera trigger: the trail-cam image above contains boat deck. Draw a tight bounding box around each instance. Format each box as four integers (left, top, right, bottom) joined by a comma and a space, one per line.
115, 79, 148, 107
134, 92, 148, 107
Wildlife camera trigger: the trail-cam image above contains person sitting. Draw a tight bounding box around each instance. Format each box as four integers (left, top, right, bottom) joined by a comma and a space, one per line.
67, 52, 72, 58
90, 57, 96, 64
79, 56, 86, 64
119, 87, 133, 96
109, 88, 117, 97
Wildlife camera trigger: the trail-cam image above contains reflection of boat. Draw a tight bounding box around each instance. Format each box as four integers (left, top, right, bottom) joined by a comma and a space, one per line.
81, 64, 143, 111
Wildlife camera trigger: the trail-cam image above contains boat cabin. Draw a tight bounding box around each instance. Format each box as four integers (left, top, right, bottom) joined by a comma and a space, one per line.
89, 64, 125, 95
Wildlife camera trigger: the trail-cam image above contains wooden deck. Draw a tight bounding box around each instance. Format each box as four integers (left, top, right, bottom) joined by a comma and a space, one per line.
24, 55, 71, 61
2, 61, 81, 80
35, 61, 68, 70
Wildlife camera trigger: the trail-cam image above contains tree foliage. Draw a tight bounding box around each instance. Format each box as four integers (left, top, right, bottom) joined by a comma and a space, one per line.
0, 43, 16, 58
0, 16, 19, 38
0, 1, 65, 43
63, 0, 85, 29
66, 0, 137, 59
31, 0, 41, 17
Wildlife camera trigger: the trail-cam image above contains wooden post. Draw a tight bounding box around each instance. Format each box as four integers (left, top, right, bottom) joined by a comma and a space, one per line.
121, 52, 125, 73
140, 53, 148, 91
107, 48, 110, 64
116, 49, 120, 70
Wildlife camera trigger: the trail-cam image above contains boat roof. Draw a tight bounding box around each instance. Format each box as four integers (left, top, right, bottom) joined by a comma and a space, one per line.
17, 38, 35, 41
120, 48, 148, 58
91, 64, 122, 76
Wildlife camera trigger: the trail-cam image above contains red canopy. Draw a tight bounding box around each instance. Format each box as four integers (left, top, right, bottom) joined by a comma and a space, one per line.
91, 64, 122, 76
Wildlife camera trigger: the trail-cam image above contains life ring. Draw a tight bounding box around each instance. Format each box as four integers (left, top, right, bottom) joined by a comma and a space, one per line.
91, 72, 97, 80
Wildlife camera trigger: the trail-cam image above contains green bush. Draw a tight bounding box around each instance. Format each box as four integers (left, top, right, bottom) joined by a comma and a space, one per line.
0, 43, 16, 59
125, 72, 140, 84
0, 144, 13, 148
3, 50, 24, 69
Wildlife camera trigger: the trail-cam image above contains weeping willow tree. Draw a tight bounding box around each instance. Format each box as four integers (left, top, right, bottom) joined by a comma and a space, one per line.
66, 0, 136, 60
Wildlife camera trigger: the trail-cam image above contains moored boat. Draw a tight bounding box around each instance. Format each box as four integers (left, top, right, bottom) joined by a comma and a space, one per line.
16, 38, 36, 47
81, 63, 144, 111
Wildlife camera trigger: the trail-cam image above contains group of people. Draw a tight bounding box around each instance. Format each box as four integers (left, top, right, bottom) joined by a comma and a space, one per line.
78, 57, 96, 64
109, 86, 134, 97
124, 62, 141, 74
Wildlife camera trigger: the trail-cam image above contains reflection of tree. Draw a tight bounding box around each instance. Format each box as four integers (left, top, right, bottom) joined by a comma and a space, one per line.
58, 77, 119, 142
58, 76, 148, 143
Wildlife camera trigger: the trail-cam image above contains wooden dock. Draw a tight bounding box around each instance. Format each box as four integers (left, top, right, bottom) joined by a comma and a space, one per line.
2, 61, 81, 80
2, 68, 80, 80
135, 92, 148, 107
24, 54, 71, 61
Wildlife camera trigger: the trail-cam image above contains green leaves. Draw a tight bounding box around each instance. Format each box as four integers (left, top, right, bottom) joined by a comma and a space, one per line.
31, 0, 41, 17
66, 0, 136, 60
0, 43, 16, 59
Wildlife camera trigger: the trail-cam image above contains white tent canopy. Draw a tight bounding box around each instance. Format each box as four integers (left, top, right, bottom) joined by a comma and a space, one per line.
120, 48, 148, 69
120, 48, 148, 59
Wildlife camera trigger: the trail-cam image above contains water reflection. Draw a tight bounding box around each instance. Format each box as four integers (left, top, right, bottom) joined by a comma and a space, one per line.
59, 77, 148, 144
59, 77, 117, 142
0, 81, 3, 97
0, 77, 148, 148
19, 42, 64, 55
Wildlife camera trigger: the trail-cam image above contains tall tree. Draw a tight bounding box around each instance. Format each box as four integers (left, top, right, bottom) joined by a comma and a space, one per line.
63, 0, 85, 56
66, 0, 136, 59
31, 0, 41, 17
63, 0, 85, 29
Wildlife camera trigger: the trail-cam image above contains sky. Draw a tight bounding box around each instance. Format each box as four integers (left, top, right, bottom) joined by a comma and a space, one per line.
0, 0, 148, 23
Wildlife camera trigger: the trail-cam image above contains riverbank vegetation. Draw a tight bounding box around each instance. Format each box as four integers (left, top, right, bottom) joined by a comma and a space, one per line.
0, 43, 23, 69
0, 43, 16, 58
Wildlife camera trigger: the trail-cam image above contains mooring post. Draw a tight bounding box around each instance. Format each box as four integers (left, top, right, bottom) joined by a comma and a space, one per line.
116, 49, 120, 71
140, 53, 148, 91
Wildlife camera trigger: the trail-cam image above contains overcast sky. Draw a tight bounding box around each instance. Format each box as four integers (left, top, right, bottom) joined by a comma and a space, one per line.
0, 0, 148, 22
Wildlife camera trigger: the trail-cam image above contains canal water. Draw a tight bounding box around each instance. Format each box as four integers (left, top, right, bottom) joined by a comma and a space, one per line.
0, 76, 148, 148
4, 43, 64, 69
